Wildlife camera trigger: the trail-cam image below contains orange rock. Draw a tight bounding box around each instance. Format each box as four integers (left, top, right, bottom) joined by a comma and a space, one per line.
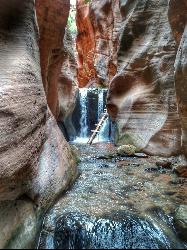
36, 0, 70, 118
175, 166, 187, 178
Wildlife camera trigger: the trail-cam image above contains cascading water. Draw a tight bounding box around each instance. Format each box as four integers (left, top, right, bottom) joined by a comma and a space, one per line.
74, 88, 89, 143
94, 89, 111, 143
98, 90, 104, 121
74, 88, 111, 143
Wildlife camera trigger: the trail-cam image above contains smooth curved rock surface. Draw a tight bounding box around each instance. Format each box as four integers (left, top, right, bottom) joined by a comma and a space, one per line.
76, 0, 184, 156
36, 0, 70, 118
0, 0, 46, 201
0, 0, 77, 248
106, 0, 182, 156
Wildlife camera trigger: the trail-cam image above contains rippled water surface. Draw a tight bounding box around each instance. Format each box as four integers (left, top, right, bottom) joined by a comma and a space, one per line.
38, 143, 187, 249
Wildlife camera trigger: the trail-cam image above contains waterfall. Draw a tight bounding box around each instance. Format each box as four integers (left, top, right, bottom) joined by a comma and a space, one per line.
94, 89, 110, 143
98, 89, 104, 120
74, 88, 88, 143
79, 88, 88, 138
73, 88, 111, 143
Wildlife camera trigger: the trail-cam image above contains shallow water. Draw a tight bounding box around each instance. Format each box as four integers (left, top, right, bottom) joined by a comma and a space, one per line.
38, 143, 187, 249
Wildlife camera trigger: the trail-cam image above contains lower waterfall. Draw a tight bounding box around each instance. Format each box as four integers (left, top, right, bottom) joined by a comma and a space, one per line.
74, 88, 111, 143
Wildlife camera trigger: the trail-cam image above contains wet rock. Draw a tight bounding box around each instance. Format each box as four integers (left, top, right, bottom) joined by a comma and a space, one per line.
54, 211, 182, 249
96, 150, 118, 160
134, 153, 148, 158
174, 165, 187, 178
145, 167, 159, 173
117, 145, 136, 156
70, 145, 81, 164
174, 205, 187, 241
156, 161, 172, 169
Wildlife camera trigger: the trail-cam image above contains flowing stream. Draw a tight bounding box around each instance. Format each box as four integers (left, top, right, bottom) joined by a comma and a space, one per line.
38, 144, 186, 249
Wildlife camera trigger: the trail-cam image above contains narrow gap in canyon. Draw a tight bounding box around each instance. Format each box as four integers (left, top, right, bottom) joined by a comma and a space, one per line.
62, 0, 114, 145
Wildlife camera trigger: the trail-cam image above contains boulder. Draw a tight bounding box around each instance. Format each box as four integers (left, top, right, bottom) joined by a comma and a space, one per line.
156, 161, 172, 169
117, 145, 136, 156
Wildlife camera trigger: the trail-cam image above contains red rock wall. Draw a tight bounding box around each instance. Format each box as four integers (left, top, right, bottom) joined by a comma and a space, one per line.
0, 1, 77, 247
168, 0, 187, 156
106, 0, 182, 156
35, 0, 70, 118
76, 0, 186, 156
76, 0, 121, 87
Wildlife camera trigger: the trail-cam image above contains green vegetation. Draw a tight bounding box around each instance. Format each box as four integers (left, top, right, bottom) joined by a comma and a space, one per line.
67, 9, 77, 33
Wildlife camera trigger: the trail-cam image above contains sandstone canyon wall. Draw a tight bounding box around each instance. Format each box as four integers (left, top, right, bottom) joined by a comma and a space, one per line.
168, 0, 187, 156
76, 0, 187, 157
76, 0, 121, 87
0, 0, 77, 248
107, 0, 182, 157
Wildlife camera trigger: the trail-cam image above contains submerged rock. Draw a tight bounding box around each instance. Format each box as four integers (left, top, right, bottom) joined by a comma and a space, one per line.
54, 211, 183, 249
174, 205, 187, 241
156, 161, 172, 169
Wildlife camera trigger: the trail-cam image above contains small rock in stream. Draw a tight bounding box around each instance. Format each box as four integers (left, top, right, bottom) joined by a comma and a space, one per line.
156, 161, 172, 169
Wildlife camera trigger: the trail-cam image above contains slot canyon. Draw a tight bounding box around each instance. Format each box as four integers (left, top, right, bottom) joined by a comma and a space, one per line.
0, 0, 187, 249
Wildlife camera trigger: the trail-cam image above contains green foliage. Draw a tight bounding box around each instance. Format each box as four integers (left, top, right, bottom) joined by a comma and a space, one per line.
84, 0, 91, 3
67, 10, 77, 34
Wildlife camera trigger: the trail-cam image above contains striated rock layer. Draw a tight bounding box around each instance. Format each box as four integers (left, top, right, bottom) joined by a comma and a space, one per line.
168, 0, 187, 156
0, 0, 77, 248
107, 0, 182, 156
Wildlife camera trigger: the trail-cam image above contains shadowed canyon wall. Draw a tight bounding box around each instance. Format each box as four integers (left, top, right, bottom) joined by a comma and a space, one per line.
0, 0, 77, 248
36, 0, 78, 127
76, 0, 187, 157
168, 0, 187, 156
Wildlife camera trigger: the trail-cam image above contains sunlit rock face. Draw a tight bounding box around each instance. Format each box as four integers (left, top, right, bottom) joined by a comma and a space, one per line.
107, 0, 182, 156
0, 0, 47, 201
35, 0, 70, 118
0, 0, 77, 247
76, 0, 121, 87
168, 0, 187, 157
